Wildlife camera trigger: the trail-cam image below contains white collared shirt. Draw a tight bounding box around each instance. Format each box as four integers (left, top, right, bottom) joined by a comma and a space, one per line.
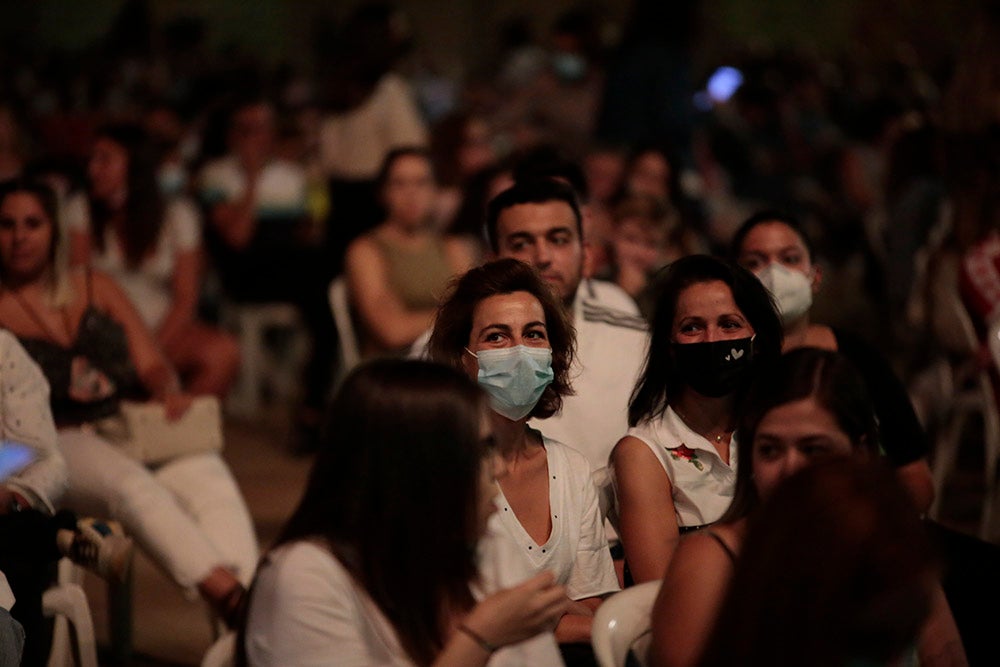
624, 406, 737, 527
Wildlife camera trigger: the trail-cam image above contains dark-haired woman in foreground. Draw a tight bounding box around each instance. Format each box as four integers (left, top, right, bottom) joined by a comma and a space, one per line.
649, 348, 965, 667
242, 359, 568, 666
700, 459, 938, 667
611, 254, 782, 583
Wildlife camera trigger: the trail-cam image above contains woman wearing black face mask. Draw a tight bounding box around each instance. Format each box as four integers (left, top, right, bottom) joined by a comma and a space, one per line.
610, 255, 782, 583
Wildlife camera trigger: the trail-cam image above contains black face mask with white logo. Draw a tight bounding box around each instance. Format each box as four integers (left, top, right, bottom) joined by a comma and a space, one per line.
671, 336, 755, 398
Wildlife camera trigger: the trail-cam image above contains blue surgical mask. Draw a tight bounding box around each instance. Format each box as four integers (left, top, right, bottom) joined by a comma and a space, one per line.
157, 164, 187, 197
551, 52, 587, 82
467, 346, 554, 421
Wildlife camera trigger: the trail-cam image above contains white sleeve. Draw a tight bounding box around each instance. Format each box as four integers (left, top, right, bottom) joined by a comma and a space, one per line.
62, 192, 90, 233
565, 461, 620, 600
245, 543, 409, 667
166, 198, 202, 251
0, 331, 66, 513
382, 75, 429, 148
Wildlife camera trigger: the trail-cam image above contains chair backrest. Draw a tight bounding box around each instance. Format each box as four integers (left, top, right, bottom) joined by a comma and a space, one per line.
592, 580, 661, 667
328, 276, 362, 376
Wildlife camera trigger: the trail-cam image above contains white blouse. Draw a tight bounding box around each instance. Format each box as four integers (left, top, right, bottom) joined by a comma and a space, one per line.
245, 536, 564, 667
66, 194, 202, 330
492, 436, 620, 601
622, 406, 737, 527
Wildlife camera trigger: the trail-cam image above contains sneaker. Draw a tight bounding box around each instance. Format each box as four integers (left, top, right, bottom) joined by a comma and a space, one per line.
56, 518, 134, 582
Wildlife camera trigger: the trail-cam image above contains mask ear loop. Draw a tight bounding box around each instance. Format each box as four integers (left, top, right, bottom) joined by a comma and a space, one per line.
464, 347, 478, 358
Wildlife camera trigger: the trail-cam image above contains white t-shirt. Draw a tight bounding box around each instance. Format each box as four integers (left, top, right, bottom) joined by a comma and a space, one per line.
318, 73, 429, 180
197, 155, 307, 219
245, 538, 563, 667
622, 406, 738, 527
492, 436, 620, 601
67, 195, 201, 329
529, 279, 648, 474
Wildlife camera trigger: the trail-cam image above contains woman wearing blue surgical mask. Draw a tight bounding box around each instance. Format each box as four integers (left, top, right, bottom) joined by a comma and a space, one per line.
429, 259, 620, 658
611, 255, 783, 584
731, 210, 935, 514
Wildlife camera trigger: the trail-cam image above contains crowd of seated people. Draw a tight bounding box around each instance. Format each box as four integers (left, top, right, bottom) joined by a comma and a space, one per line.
0, 0, 997, 665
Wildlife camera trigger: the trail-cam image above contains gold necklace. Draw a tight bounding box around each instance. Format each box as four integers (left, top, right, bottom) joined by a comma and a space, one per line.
675, 407, 731, 444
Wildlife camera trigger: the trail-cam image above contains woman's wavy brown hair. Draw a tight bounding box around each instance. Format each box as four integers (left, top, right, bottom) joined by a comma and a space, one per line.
428, 258, 575, 419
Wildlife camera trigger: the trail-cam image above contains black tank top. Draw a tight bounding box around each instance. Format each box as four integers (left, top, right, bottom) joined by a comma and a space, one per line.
16, 272, 142, 425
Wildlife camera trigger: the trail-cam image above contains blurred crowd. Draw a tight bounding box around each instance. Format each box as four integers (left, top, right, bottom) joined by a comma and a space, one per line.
1, 1, 995, 379
0, 0, 998, 663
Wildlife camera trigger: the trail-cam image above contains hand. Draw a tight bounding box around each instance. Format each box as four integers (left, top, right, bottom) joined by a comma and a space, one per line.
163, 393, 194, 421
462, 571, 570, 649
564, 599, 595, 617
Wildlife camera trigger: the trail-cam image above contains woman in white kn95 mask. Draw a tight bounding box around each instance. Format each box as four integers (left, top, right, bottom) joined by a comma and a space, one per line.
428, 258, 620, 660
730, 210, 936, 515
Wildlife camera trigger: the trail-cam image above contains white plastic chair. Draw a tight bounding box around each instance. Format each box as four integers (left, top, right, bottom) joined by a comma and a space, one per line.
328, 276, 362, 378
223, 302, 309, 416
591, 580, 660, 667
44, 559, 98, 667
201, 631, 235, 667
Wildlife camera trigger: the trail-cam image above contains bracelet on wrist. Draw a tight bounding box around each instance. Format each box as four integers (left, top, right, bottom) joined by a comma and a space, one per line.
458, 623, 498, 655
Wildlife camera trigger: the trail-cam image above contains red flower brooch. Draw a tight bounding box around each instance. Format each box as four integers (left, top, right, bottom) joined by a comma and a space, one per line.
668, 443, 704, 471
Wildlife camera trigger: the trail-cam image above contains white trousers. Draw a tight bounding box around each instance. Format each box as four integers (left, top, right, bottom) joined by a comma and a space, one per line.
58, 427, 259, 589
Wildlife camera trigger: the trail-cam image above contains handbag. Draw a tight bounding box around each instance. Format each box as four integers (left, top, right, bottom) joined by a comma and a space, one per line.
96, 396, 224, 465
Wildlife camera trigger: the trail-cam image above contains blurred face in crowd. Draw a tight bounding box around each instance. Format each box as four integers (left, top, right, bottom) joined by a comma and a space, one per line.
458, 118, 496, 177
736, 220, 820, 291
751, 397, 855, 499
0, 191, 56, 282
583, 150, 625, 204
88, 137, 129, 203
671, 280, 754, 345
229, 103, 275, 170
627, 150, 671, 200
612, 217, 668, 274
495, 201, 585, 302
383, 153, 436, 230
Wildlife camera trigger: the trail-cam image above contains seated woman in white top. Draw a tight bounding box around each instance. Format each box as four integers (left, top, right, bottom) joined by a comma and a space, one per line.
68, 123, 239, 397
242, 359, 569, 667
428, 259, 620, 650
611, 255, 783, 583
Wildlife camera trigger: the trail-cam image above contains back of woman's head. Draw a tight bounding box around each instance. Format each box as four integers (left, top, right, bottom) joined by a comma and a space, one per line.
277, 359, 488, 664
428, 258, 575, 419
722, 348, 882, 520
629, 254, 783, 425
701, 458, 936, 667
